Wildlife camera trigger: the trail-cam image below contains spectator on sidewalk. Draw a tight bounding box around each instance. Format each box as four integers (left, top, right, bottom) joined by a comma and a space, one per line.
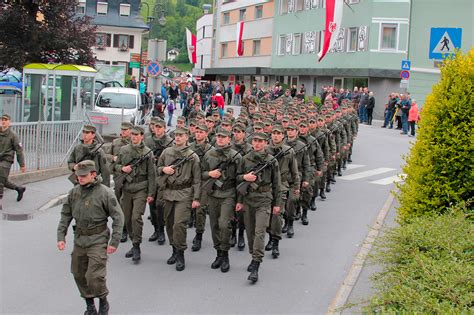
358, 87, 369, 123
225, 82, 233, 105
408, 100, 420, 137
167, 100, 176, 127
367, 92, 375, 125
400, 94, 412, 135
383, 93, 398, 128
234, 82, 241, 106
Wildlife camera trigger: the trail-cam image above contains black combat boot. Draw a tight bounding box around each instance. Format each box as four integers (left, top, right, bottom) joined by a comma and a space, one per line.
320, 188, 327, 200
342, 160, 347, 169
125, 246, 133, 258
148, 229, 159, 242
330, 176, 336, 184
301, 209, 309, 225
247, 259, 258, 272
337, 165, 343, 176
230, 227, 237, 247
265, 235, 273, 251
247, 261, 260, 283
132, 243, 141, 262
167, 247, 177, 264
272, 239, 280, 258
191, 233, 202, 251
282, 219, 288, 233
287, 220, 294, 238
348, 154, 352, 163
237, 228, 245, 250
120, 228, 128, 243
295, 207, 302, 220
176, 250, 185, 271
326, 181, 332, 192
84, 298, 97, 315
98, 297, 109, 315
220, 251, 230, 273
157, 227, 166, 245
16, 186, 26, 202
211, 250, 223, 269
310, 197, 317, 211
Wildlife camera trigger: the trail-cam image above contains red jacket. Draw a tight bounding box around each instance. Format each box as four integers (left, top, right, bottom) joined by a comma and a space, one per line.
234, 84, 240, 95
214, 93, 225, 109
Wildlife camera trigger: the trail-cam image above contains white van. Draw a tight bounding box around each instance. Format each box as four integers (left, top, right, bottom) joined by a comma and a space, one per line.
91, 87, 144, 136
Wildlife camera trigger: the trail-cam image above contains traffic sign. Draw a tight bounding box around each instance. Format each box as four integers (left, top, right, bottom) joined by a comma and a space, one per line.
429, 28, 462, 60
400, 79, 409, 89
400, 70, 410, 80
401, 60, 411, 71
129, 62, 140, 69
90, 116, 109, 125
146, 61, 162, 77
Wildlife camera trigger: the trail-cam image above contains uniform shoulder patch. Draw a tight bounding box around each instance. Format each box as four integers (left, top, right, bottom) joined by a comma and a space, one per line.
111, 197, 118, 207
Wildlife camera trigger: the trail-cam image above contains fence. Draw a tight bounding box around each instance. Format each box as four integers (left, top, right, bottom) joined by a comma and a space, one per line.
10, 120, 84, 172
0, 95, 21, 122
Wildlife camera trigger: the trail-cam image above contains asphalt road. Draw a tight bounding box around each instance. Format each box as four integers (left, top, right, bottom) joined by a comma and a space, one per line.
0, 117, 412, 315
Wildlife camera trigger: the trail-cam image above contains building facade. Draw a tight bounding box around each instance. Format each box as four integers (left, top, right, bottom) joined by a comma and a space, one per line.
193, 12, 214, 78
78, 0, 149, 77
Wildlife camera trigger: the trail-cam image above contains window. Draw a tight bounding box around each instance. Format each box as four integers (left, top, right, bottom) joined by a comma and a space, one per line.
97, 2, 108, 15
223, 12, 230, 25
381, 24, 397, 50
76, 0, 86, 14
239, 9, 246, 21
296, 0, 305, 11
120, 4, 131, 16
347, 27, 358, 52
113, 34, 134, 50
312, 77, 318, 95
293, 33, 302, 55
280, 0, 289, 14
278, 35, 287, 55
348, 0, 359, 3
252, 40, 261, 56
221, 43, 228, 58
255, 5, 263, 19
95, 33, 111, 48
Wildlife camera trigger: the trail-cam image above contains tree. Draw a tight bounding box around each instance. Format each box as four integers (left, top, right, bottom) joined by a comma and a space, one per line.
0, 0, 96, 69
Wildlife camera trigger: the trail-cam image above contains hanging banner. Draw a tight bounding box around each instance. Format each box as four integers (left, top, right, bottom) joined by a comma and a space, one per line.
318, 0, 344, 62
236, 21, 245, 56
186, 28, 197, 64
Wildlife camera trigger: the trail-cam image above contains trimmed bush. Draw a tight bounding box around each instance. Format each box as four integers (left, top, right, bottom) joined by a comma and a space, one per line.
366, 202, 474, 314
397, 50, 474, 222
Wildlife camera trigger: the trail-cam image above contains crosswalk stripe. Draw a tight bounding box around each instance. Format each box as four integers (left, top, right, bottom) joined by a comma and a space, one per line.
340, 168, 396, 181
370, 174, 406, 185
345, 164, 365, 170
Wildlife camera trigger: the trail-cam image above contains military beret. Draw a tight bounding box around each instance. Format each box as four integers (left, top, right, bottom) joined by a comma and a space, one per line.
154, 119, 166, 128
253, 122, 264, 129
317, 116, 325, 121
121, 122, 133, 130
263, 119, 273, 126
282, 117, 290, 122
1, 113, 11, 120
188, 119, 198, 126
131, 126, 145, 135
272, 125, 285, 133
308, 117, 316, 123
174, 127, 189, 135
83, 124, 96, 133
252, 132, 268, 141
298, 121, 308, 127
211, 111, 220, 116
150, 117, 161, 125
221, 119, 232, 126
287, 124, 298, 130
206, 116, 215, 122
177, 116, 186, 122
196, 112, 206, 119
232, 123, 246, 132
216, 128, 232, 137
75, 160, 96, 176
195, 124, 208, 132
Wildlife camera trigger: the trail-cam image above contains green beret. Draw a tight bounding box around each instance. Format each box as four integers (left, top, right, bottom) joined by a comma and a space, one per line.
174, 127, 189, 135
83, 124, 96, 133
252, 132, 268, 141
216, 128, 232, 137
195, 124, 208, 132
1, 113, 11, 120
272, 125, 285, 133
150, 117, 161, 125
121, 122, 133, 130
131, 126, 145, 135
75, 160, 96, 176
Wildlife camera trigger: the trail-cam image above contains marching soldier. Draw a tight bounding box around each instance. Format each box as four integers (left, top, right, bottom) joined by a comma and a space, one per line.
0, 114, 26, 209
236, 132, 281, 283
265, 125, 299, 258
201, 128, 242, 272
114, 126, 156, 262
144, 118, 173, 245
68, 125, 110, 187
309, 117, 330, 202
189, 124, 213, 251
157, 128, 201, 271
57, 160, 124, 315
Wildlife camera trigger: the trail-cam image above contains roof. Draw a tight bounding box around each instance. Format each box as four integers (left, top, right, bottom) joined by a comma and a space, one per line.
84, 0, 149, 30
23, 64, 97, 74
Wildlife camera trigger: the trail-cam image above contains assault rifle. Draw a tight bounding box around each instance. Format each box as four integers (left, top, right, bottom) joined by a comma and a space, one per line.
114, 149, 154, 186
201, 148, 243, 191
237, 143, 296, 196
68, 142, 105, 184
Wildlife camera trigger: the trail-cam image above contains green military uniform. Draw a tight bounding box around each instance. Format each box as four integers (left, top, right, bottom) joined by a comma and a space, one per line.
323, 118, 337, 192
156, 128, 201, 271
312, 123, 330, 200
114, 127, 156, 260
57, 160, 123, 314
201, 130, 242, 272
0, 116, 26, 206
237, 132, 281, 282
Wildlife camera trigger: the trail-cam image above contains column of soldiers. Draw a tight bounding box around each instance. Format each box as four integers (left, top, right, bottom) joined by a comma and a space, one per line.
59, 96, 357, 314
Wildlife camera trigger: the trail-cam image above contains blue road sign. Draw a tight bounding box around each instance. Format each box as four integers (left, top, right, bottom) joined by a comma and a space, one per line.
401, 60, 411, 71
429, 28, 462, 60
147, 61, 162, 77
400, 70, 410, 80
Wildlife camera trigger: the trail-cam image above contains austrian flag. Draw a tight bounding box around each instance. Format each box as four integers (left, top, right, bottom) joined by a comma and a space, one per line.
236, 21, 244, 56
318, 0, 344, 62
186, 28, 197, 64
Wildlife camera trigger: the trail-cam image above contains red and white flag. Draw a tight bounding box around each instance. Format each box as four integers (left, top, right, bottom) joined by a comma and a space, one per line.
318, 0, 344, 62
236, 21, 244, 56
186, 28, 197, 64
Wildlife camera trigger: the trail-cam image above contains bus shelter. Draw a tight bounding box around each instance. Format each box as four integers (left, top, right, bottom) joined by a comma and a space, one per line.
21, 63, 96, 122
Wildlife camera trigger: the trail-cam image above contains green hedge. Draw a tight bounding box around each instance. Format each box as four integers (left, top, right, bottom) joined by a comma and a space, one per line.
366, 201, 474, 314
396, 50, 474, 222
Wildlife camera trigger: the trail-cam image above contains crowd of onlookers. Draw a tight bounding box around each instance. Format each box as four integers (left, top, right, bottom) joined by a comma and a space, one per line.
381, 92, 420, 137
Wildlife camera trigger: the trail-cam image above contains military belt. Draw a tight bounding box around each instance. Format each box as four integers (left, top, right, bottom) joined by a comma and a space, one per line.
250, 184, 272, 193
75, 224, 107, 236
168, 182, 192, 190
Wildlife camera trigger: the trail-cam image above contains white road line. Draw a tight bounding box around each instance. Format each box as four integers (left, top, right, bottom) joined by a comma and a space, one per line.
345, 164, 365, 170
370, 174, 406, 185
340, 168, 396, 181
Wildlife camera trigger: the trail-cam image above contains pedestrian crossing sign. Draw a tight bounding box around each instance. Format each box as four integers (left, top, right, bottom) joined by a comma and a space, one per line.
429, 28, 462, 60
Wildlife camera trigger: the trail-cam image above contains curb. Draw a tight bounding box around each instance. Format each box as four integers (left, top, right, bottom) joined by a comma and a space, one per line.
327, 190, 397, 315
10, 167, 70, 185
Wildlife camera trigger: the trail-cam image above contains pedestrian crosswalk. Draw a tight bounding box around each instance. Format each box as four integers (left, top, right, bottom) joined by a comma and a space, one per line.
339, 165, 406, 186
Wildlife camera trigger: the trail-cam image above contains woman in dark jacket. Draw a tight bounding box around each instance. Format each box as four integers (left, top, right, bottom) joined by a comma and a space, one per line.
367, 92, 375, 125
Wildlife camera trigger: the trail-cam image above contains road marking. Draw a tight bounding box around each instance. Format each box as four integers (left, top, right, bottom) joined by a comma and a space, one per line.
345, 164, 365, 170
327, 191, 396, 315
340, 168, 396, 181
370, 174, 406, 185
